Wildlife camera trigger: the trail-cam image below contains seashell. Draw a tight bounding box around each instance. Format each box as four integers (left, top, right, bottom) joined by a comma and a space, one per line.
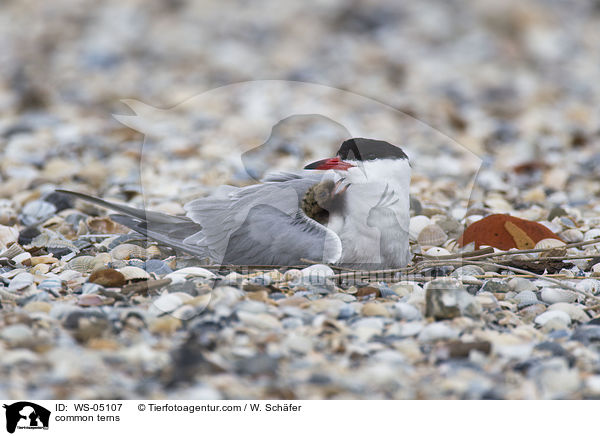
150, 293, 187, 315
417, 224, 447, 246
547, 302, 590, 323
536, 238, 567, 258
68, 256, 96, 273
409, 215, 431, 240
584, 229, 600, 241
118, 266, 150, 281
171, 304, 197, 321
458, 214, 562, 250
57, 269, 84, 282
451, 265, 485, 277
0, 208, 17, 226
99, 233, 143, 250
558, 228, 583, 243
464, 214, 483, 227
91, 253, 112, 272
77, 294, 109, 307
484, 197, 512, 213
38, 278, 64, 292
0, 225, 19, 246
88, 268, 126, 287
424, 247, 451, 257
146, 245, 161, 259
30, 231, 79, 252
451, 206, 467, 221
434, 216, 463, 236
81, 282, 105, 294
282, 269, 302, 282
86, 216, 130, 234
109, 260, 127, 269
31, 263, 50, 275
144, 259, 172, 275
8, 272, 34, 292
165, 267, 216, 284
110, 243, 148, 260
534, 238, 566, 249
0, 243, 24, 260
443, 238, 459, 252
30, 255, 57, 266
557, 216, 577, 229
12, 252, 32, 265
19, 200, 57, 226
576, 279, 600, 294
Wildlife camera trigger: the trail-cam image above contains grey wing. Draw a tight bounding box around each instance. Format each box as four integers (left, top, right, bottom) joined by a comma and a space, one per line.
183, 177, 340, 264
260, 170, 323, 184
109, 215, 206, 256
221, 205, 342, 265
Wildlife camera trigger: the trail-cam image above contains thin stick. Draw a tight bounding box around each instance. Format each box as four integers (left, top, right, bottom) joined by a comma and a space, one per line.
415, 259, 600, 303
300, 258, 358, 272
123, 278, 172, 295
446, 237, 600, 261
415, 246, 495, 260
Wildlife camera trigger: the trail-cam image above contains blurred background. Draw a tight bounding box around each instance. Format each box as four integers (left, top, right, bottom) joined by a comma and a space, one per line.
1, 0, 599, 207
1, 0, 600, 401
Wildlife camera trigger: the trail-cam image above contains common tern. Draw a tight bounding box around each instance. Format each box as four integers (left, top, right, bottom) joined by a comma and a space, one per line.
58, 137, 411, 268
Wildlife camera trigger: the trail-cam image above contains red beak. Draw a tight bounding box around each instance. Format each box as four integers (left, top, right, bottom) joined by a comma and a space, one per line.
304, 157, 355, 171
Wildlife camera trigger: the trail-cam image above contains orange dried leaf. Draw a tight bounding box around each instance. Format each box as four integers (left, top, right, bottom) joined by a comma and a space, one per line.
458, 214, 562, 250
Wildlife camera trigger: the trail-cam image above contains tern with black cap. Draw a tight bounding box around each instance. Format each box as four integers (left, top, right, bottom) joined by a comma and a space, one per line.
58, 138, 411, 268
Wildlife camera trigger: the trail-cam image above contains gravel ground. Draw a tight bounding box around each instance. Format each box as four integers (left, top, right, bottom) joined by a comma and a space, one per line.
1, 0, 600, 399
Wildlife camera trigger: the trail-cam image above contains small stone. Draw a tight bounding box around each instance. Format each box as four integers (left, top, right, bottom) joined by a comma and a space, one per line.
540, 288, 577, 304
480, 279, 510, 294
515, 290, 540, 308
425, 278, 482, 319
437, 340, 491, 359
144, 259, 173, 275
577, 279, 600, 294
356, 286, 380, 298
23, 301, 52, 313
1, 324, 35, 347
417, 322, 459, 342
8, 272, 34, 292
149, 316, 182, 335
508, 277, 538, 292
452, 265, 485, 277
518, 303, 547, 322
237, 311, 281, 330
547, 303, 590, 323
30, 255, 57, 266
151, 293, 186, 315
300, 264, 334, 286
361, 302, 390, 317
394, 302, 422, 321
535, 310, 571, 327
77, 294, 109, 307
283, 334, 312, 354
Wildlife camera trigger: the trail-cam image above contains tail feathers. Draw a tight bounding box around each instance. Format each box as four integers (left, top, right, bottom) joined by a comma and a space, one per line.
55, 189, 190, 224
57, 189, 207, 257
110, 215, 206, 257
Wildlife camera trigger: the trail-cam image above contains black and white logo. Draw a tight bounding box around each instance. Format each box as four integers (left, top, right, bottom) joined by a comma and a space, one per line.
3, 402, 50, 434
